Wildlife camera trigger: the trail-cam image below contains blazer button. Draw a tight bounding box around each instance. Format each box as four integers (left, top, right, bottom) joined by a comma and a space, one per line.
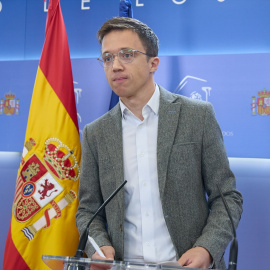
120, 224, 123, 231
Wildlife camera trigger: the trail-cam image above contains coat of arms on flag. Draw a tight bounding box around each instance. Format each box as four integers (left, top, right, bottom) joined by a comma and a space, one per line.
13, 138, 80, 242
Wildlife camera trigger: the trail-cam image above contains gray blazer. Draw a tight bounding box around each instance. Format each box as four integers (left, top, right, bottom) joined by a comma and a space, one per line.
76, 86, 243, 270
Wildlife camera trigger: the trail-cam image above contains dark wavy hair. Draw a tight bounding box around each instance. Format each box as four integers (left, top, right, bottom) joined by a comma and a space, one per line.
97, 17, 159, 57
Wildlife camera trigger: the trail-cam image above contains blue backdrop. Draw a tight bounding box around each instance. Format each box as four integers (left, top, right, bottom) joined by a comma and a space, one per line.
0, 0, 270, 269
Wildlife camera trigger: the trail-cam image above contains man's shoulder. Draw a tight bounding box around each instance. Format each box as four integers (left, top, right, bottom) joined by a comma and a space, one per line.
84, 104, 121, 131
158, 85, 210, 109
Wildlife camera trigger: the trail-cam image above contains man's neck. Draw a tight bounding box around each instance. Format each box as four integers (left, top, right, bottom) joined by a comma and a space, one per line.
120, 85, 156, 121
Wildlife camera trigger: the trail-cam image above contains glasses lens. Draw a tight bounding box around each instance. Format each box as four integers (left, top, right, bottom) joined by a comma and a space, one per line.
119, 49, 134, 64
102, 53, 113, 67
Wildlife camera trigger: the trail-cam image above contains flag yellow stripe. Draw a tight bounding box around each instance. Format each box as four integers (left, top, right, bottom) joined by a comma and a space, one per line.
25, 66, 80, 147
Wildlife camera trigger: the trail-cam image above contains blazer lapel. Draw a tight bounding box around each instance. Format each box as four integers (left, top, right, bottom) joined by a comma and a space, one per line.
157, 87, 181, 201
101, 105, 125, 215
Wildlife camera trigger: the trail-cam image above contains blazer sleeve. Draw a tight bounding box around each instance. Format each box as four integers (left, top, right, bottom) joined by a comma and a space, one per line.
193, 103, 243, 266
75, 124, 112, 257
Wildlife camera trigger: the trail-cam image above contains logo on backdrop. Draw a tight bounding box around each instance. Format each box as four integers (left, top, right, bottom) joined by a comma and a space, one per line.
251, 89, 270, 116
0, 92, 20, 115
174, 75, 212, 102
14, 138, 80, 241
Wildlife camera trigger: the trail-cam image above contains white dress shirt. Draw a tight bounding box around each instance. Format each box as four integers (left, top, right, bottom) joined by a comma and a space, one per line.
120, 85, 176, 263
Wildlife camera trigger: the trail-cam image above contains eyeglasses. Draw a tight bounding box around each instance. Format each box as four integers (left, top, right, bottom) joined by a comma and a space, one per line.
97, 48, 154, 68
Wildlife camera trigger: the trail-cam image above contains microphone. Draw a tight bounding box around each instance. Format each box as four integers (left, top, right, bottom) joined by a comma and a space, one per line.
217, 185, 238, 270
74, 180, 127, 258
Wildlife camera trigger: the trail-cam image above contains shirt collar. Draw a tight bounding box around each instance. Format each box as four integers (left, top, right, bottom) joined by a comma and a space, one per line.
120, 84, 160, 118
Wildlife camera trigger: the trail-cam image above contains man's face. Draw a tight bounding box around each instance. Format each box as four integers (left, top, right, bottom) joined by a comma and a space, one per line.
101, 29, 159, 101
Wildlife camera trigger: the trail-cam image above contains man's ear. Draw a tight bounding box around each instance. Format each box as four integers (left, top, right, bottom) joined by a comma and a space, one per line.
149, 57, 159, 73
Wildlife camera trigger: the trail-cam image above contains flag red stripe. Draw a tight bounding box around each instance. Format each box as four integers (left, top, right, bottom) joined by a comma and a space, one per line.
39, 0, 79, 132
3, 225, 30, 270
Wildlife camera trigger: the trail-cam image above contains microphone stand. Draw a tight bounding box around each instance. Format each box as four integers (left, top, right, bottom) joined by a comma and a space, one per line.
217, 185, 238, 270
67, 180, 127, 270
75, 180, 127, 258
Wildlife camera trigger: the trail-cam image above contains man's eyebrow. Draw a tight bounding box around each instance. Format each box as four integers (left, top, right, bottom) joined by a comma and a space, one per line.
101, 48, 132, 55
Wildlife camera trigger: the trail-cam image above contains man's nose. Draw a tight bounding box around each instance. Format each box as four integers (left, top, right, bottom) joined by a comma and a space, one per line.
112, 55, 124, 70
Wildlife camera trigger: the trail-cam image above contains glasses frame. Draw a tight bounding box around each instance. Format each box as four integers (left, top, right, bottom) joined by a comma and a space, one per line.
97, 48, 154, 68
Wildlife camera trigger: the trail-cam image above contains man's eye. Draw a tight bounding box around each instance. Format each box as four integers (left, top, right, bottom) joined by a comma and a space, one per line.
103, 56, 112, 62
123, 53, 132, 59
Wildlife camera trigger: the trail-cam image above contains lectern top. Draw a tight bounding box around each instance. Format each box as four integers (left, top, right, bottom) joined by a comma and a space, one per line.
42, 255, 211, 270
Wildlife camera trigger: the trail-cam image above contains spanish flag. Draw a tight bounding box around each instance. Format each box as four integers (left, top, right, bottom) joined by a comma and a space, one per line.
3, 0, 81, 269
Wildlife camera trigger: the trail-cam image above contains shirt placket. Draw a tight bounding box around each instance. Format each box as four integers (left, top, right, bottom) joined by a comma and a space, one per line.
136, 109, 156, 262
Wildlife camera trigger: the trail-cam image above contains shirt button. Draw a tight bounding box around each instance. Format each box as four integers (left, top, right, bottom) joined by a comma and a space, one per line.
143, 182, 147, 186
140, 153, 144, 157
146, 242, 150, 246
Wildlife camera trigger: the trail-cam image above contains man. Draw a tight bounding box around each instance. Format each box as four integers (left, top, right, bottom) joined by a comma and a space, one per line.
76, 17, 243, 269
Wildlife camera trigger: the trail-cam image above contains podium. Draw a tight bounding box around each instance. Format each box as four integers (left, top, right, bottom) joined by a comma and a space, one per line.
42, 255, 206, 270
